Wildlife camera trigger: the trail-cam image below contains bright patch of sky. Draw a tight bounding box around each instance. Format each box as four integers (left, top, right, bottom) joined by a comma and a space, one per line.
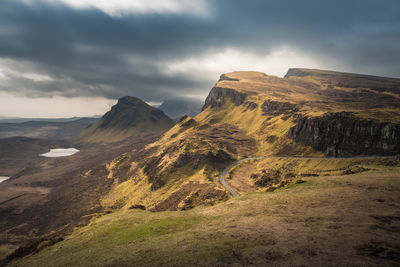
0, 92, 115, 118
21, 0, 210, 16
164, 46, 346, 79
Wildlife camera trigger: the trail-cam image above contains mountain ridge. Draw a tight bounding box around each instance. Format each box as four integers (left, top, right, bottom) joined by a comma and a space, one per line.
285, 67, 400, 81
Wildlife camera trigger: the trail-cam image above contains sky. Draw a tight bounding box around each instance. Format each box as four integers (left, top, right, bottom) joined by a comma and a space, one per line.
0, 0, 399, 118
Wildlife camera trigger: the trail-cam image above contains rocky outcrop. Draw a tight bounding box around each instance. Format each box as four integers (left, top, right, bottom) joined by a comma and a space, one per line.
288, 112, 400, 157
251, 169, 282, 187
179, 116, 198, 128
151, 182, 228, 211
219, 74, 240, 82
262, 100, 299, 115
244, 101, 258, 111
202, 87, 247, 110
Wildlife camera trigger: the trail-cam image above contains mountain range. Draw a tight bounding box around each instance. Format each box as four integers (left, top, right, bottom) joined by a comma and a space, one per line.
97, 69, 400, 212
1, 68, 399, 266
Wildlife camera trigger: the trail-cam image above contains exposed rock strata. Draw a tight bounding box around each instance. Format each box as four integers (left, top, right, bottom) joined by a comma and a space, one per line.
219, 74, 240, 82
202, 87, 247, 110
288, 112, 400, 157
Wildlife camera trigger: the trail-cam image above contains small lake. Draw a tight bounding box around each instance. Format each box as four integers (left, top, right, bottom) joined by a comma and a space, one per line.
40, 148, 80, 158
0, 176, 10, 183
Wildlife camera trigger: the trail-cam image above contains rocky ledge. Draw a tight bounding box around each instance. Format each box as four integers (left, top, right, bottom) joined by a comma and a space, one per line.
288, 112, 400, 157
202, 87, 247, 110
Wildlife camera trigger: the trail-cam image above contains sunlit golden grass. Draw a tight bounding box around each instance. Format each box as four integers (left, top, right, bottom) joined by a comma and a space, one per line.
215, 71, 400, 123
11, 163, 400, 266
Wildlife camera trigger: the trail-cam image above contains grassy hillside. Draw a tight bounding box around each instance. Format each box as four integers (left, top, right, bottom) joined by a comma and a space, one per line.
97, 69, 400, 213
10, 160, 400, 266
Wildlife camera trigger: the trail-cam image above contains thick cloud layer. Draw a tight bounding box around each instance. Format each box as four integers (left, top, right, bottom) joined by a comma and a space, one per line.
0, 0, 399, 104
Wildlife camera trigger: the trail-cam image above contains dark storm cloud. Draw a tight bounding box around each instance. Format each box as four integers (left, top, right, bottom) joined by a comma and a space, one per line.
0, 0, 399, 101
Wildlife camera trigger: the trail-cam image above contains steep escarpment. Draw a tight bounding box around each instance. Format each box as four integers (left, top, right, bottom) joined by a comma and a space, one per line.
202, 86, 247, 110
76, 96, 175, 143
203, 70, 400, 156
288, 112, 400, 157
283, 68, 400, 156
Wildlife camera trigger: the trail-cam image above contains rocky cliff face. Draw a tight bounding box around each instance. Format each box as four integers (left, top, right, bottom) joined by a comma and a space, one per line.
288, 112, 400, 157
202, 87, 247, 110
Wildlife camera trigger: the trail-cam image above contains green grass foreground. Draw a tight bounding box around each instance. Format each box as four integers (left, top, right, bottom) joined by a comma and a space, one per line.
10, 166, 400, 266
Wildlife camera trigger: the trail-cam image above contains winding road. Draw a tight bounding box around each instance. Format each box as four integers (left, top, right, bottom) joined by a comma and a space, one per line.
219, 157, 264, 197
219, 156, 397, 197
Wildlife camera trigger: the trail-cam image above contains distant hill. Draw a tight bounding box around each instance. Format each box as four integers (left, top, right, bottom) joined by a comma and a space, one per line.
76, 96, 175, 143
0, 117, 100, 140
158, 99, 204, 121
0, 116, 101, 124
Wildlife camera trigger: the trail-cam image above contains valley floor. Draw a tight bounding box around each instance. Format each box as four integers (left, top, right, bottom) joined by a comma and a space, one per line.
8, 165, 400, 266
